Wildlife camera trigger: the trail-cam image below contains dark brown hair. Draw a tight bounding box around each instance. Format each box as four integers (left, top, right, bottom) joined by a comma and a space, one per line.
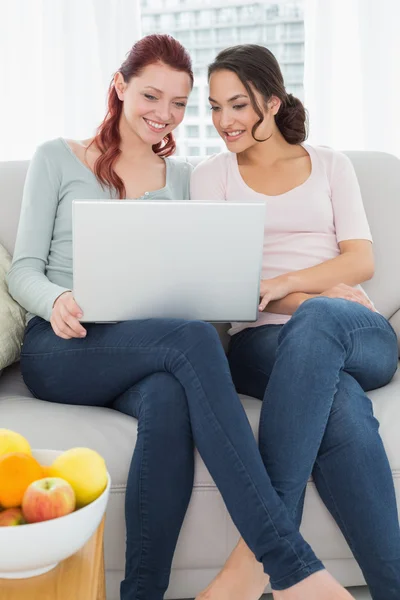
91, 34, 193, 199
208, 44, 307, 145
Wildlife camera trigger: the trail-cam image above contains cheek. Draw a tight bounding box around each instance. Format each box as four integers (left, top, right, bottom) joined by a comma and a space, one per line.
173, 109, 186, 126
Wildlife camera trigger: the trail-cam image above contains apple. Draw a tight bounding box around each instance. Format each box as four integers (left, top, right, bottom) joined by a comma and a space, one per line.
22, 477, 76, 523
0, 507, 26, 526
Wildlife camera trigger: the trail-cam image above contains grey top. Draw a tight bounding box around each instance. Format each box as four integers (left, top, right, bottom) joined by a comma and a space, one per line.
7, 138, 193, 322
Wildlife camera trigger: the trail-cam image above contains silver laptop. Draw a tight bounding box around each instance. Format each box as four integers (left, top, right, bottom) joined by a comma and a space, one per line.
72, 200, 265, 322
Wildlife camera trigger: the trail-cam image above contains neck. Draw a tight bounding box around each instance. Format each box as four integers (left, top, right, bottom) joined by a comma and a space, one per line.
238, 127, 293, 167
118, 113, 160, 163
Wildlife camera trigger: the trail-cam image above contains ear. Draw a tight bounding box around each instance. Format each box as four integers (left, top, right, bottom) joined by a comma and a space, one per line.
268, 96, 281, 116
114, 72, 127, 101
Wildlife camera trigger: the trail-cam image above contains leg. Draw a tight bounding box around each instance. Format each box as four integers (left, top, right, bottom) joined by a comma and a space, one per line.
258, 298, 398, 522
229, 306, 400, 599
21, 316, 325, 591
313, 371, 400, 600
114, 374, 194, 600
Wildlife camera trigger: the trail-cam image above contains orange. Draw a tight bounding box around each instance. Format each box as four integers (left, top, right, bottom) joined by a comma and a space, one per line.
0, 453, 43, 508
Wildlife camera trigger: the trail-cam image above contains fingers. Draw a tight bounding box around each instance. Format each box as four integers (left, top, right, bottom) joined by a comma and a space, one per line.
51, 313, 86, 339
59, 305, 87, 336
65, 295, 83, 319
51, 293, 86, 339
259, 293, 271, 312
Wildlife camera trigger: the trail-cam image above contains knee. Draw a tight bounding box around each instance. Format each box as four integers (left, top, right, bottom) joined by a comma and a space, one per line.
296, 296, 347, 321
141, 373, 190, 428
180, 320, 222, 349
286, 297, 348, 336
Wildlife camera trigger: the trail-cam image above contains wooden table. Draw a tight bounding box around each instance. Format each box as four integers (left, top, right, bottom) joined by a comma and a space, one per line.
0, 517, 106, 600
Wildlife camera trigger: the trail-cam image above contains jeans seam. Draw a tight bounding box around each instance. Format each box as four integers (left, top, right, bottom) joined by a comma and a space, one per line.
313, 459, 361, 562
132, 389, 146, 599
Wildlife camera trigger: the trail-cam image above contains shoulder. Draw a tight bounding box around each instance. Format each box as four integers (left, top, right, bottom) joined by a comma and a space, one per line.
192, 152, 231, 178
31, 138, 71, 172
307, 144, 354, 175
194, 152, 233, 173
166, 156, 194, 179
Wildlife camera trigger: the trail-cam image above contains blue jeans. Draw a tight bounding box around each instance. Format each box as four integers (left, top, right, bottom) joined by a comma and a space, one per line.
228, 297, 400, 600
21, 316, 323, 600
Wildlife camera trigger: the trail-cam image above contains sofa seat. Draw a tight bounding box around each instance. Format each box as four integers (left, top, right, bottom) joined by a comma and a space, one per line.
1, 361, 400, 598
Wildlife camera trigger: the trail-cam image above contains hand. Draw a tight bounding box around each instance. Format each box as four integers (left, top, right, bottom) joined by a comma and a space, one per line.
318, 283, 376, 311
50, 291, 87, 339
259, 276, 292, 312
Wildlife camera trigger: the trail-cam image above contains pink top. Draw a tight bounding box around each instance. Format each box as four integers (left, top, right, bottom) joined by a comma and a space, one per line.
190, 144, 373, 335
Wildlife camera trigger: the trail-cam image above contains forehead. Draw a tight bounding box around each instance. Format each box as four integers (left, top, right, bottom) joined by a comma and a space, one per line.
134, 62, 192, 94
209, 69, 246, 95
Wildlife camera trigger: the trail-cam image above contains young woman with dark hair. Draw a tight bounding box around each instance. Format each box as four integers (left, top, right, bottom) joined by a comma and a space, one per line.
191, 44, 400, 600
9, 35, 354, 600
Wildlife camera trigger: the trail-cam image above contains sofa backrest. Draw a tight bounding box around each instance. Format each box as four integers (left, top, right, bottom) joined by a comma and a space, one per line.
1, 152, 400, 342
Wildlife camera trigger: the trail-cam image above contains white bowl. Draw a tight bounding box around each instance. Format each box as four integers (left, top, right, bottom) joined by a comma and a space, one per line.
0, 449, 111, 579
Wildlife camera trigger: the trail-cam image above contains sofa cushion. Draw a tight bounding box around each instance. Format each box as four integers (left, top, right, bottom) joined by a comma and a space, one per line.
0, 243, 26, 370
1, 362, 400, 488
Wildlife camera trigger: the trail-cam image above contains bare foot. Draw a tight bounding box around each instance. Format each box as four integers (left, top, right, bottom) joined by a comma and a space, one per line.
272, 570, 353, 600
196, 537, 269, 600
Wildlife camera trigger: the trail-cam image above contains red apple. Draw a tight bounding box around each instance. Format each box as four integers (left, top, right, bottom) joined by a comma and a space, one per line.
0, 507, 26, 526
22, 477, 76, 523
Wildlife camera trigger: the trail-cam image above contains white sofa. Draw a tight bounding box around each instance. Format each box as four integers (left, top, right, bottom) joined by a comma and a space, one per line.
1, 152, 400, 600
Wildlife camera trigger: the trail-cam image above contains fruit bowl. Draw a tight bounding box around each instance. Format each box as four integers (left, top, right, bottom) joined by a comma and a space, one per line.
0, 449, 111, 579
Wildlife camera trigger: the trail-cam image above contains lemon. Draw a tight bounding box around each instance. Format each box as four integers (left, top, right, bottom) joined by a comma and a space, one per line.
0, 429, 31, 458
50, 448, 108, 507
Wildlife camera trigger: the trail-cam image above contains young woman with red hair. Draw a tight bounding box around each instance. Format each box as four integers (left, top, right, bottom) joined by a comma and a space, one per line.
9, 35, 351, 600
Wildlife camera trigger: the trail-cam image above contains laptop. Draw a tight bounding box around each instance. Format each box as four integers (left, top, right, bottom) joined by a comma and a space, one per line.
72, 200, 265, 322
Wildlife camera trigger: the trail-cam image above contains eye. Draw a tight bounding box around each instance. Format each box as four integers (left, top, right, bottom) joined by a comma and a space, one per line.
144, 94, 157, 101
210, 105, 220, 112
233, 104, 248, 110
174, 102, 187, 108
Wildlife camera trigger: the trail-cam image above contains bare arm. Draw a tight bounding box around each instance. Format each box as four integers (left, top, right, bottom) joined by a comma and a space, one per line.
260, 240, 374, 314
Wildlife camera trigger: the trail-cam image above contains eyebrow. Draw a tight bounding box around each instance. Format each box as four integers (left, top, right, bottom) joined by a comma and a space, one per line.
208, 94, 249, 103
144, 85, 188, 100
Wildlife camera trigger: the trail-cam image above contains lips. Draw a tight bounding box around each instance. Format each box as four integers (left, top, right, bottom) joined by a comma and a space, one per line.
223, 130, 245, 142
143, 118, 168, 133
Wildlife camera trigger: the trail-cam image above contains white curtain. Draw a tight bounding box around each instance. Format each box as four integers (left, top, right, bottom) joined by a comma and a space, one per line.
0, 0, 141, 161
304, 0, 400, 157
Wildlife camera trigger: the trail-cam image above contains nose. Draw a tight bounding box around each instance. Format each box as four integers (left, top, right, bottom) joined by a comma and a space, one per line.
155, 102, 172, 123
219, 110, 234, 130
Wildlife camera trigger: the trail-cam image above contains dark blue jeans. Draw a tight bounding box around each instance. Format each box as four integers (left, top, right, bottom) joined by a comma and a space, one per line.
21, 316, 323, 600
228, 297, 400, 600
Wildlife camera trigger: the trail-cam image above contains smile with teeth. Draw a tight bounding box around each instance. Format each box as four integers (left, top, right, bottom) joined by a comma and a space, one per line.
225, 130, 245, 139
144, 118, 168, 130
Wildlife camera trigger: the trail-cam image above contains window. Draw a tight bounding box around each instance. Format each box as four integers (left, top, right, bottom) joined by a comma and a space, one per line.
186, 105, 199, 117
216, 28, 235, 44
140, 0, 305, 156
206, 125, 219, 138
283, 43, 304, 61
239, 26, 260, 43
187, 125, 199, 138
188, 146, 200, 155
282, 63, 303, 82
160, 13, 174, 29
216, 8, 235, 24
284, 22, 304, 40
196, 10, 214, 27
176, 11, 193, 27
196, 29, 212, 45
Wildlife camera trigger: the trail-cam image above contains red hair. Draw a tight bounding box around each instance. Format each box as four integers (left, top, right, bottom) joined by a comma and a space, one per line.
90, 34, 193, 199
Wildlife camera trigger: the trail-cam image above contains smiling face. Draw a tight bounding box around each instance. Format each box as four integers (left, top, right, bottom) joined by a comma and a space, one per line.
208, 69, 281, 153
114, 61, 192, 145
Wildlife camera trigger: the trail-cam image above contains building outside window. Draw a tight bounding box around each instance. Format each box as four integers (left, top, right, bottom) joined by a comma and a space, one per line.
141, 0, 305, 156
